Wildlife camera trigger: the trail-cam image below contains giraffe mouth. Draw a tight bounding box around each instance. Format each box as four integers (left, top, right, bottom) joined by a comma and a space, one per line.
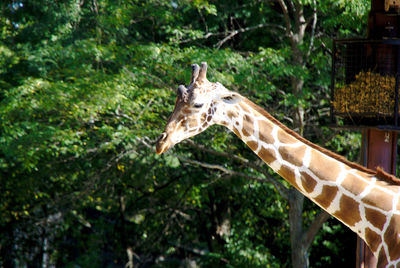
155, 132, 169, 154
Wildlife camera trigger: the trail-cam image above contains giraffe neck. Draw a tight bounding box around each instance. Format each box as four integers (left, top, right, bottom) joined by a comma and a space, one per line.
216, 97, 400, 267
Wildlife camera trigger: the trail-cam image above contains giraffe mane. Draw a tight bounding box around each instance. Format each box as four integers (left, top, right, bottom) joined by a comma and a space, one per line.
242, 98, 400, 186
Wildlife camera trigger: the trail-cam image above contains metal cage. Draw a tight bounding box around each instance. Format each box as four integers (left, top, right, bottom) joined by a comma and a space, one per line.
331, 39, 400, 130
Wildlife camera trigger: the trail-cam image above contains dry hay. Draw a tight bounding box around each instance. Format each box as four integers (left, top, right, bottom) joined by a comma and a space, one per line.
333, 71, 397, 116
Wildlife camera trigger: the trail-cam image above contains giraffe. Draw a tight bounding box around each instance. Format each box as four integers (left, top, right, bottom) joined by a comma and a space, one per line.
155, 62, 400, 268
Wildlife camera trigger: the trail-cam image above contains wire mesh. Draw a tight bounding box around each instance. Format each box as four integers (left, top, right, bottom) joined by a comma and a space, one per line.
331, 39, 400, 129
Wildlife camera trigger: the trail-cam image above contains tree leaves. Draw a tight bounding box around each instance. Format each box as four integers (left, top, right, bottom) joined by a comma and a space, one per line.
0, 0, 368, 266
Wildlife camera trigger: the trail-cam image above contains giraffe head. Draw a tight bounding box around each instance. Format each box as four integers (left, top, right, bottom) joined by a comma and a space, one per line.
156, 62, 243, 154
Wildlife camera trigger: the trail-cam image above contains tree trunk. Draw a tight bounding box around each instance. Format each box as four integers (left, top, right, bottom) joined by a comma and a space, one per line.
275, 1, 325, 267
292, 76, 305, 136
288, 189, 308, 268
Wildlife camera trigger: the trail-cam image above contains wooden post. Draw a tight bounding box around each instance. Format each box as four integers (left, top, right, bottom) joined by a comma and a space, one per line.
356, 0, 400, 265
357, 129, 397, 268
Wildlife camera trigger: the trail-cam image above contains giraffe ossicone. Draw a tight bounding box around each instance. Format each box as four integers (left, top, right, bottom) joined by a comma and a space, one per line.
156, 62, 400, 267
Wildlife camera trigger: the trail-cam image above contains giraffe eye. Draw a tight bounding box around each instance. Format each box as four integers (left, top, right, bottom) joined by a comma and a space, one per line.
193, 103, 203, 108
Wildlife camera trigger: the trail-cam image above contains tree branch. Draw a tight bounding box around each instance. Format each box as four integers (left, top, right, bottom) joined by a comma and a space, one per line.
214, 23, 274, 49
176, 155, 274, 184
169, 241, 210, 256
277, 0, 293, 38
135, 137, 289, 200
302, 210, 331, 250
183, 140, 290, 200
305, 0, 318, 62
179, 31, 224, 44
178, 23, 285, 47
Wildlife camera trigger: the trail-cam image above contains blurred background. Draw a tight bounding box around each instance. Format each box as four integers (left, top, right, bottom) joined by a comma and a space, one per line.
0, 0, 369, 267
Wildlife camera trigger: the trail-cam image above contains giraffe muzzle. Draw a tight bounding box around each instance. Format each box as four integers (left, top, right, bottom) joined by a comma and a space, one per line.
155, 132, 169, 154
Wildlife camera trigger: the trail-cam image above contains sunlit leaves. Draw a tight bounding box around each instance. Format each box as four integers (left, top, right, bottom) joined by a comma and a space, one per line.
0, 0, 368, 266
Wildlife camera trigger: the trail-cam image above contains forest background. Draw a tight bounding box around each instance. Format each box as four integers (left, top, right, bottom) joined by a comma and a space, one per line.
0, 0, 371, 267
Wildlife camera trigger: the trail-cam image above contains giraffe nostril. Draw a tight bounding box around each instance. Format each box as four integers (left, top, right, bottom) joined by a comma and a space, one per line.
157, 132, 168, 142
155, 132, 169, 154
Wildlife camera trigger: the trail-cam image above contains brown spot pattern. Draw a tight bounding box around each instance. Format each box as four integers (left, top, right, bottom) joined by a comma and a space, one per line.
246, 141, 258, 151
241, 103, 251, 113
333, 194, 361, 227
340, 173, 370, 196
243, 114, 254, 125
384, 215, 400, 261
278, 165, 298, 188
362, 188, 393, 212
299, 172, 317, 193
227, 110, 238, 120
365, 227, 382, 252
365, 207, 387, 230
309, 150, 342, 182
278, 145, 307, 167
183, 108, 193, 114
242, 127, 252, 137
258, 147, 277, 164
277, 128, 298, 145
242, 115, 254, 137
233, 126, 241, 137
258, 120, 275, 144
315, 185, 338, 209
188, 119, 197, 128
378, 247, 389, 267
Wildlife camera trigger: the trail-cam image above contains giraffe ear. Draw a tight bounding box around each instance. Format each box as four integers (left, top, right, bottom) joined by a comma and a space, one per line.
218, 92, 243, 104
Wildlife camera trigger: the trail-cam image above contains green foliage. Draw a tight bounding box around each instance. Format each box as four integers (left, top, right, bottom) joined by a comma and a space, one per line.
0, 0, 369, 267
